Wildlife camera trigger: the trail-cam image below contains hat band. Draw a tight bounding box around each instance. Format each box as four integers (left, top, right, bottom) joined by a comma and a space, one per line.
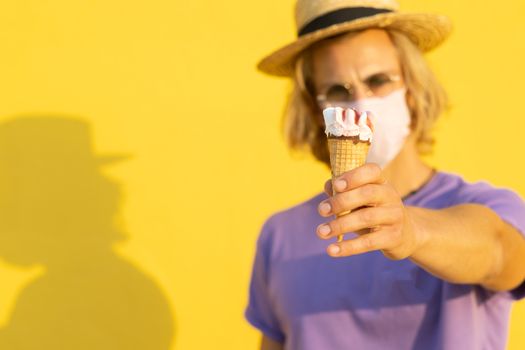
298, 7, 393, 37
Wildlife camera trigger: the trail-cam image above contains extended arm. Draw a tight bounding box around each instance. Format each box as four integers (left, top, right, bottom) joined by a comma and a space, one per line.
316, 164, 525, 291
407, 204, 525, 291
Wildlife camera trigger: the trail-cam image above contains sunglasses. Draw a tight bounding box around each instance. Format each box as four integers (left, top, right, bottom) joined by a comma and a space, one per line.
316, 72, 402, 107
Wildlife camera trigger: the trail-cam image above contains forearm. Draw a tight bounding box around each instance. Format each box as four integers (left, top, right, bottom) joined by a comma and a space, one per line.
408, 204, 525, 291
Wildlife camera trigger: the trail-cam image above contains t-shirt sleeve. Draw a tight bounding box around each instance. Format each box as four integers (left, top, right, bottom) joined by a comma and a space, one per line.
454, 182, 525, 300
244, 219, 285, 343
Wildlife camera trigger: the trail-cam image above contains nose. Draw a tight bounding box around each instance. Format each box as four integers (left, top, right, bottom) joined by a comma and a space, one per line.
352, 82, 372, 101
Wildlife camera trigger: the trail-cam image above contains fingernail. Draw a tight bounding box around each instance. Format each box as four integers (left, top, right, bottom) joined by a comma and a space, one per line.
319, 202, 331, 214
328, 245, 341, 255
318, 224, 331, 236
334, 179, 347, 191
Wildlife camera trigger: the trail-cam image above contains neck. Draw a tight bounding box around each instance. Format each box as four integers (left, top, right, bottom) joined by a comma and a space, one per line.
382, 136, 433, 198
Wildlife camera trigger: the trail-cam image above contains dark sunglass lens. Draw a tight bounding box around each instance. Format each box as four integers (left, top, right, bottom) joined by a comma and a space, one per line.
326, 84, 351, 103
366, 74, 390, 88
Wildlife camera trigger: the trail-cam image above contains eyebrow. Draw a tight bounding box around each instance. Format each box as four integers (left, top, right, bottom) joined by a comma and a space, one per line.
318, 69, 402, 91
359, 69, 401, 81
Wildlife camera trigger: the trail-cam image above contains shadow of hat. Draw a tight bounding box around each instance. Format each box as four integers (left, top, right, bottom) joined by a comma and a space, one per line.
0, 116, 131, 169
0, 116, 130, 266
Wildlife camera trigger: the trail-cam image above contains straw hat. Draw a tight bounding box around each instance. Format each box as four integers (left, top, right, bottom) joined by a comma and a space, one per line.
258, 0, 452, 77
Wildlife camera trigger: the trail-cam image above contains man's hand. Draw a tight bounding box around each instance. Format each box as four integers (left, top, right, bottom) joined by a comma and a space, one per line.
316, 163, 425, 260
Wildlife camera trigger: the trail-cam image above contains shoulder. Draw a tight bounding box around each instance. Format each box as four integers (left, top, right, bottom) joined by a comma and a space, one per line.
437, 171, 524, 206
437, 171, 525, 234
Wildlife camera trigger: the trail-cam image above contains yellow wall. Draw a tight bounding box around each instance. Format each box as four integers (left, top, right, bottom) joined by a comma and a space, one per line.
0, 0, 523, 349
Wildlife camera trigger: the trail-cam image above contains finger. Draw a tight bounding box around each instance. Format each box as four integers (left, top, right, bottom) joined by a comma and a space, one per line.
324, 179, 333, 196
316, 206, 402, 239
354, 228, 373, 236
333, 163, 385, 193
324, 183, 400, 216
318, 183, 400, 217
326, 230, 396, 257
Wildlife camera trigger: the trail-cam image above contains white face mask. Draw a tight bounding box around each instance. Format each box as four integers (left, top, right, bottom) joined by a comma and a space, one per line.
348, 89, 411, 169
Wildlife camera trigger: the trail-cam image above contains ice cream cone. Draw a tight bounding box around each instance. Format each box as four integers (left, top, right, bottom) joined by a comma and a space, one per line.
323, 107, 373, 243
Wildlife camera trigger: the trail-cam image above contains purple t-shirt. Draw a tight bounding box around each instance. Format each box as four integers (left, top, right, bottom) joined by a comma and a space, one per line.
245, 171, 525, 350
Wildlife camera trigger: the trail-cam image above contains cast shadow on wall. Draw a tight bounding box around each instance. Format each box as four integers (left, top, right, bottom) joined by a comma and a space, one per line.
0, 116, 174, 349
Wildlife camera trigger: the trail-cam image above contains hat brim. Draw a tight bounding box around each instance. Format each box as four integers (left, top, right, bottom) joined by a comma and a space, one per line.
258, 12, 452, 77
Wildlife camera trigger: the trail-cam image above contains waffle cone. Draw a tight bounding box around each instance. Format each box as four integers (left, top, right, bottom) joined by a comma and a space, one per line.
327, 138, 370, 242
328, 138, 370, 181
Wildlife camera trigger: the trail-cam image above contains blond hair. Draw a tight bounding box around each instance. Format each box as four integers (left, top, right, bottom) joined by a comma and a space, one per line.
282, 29, 449, 166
